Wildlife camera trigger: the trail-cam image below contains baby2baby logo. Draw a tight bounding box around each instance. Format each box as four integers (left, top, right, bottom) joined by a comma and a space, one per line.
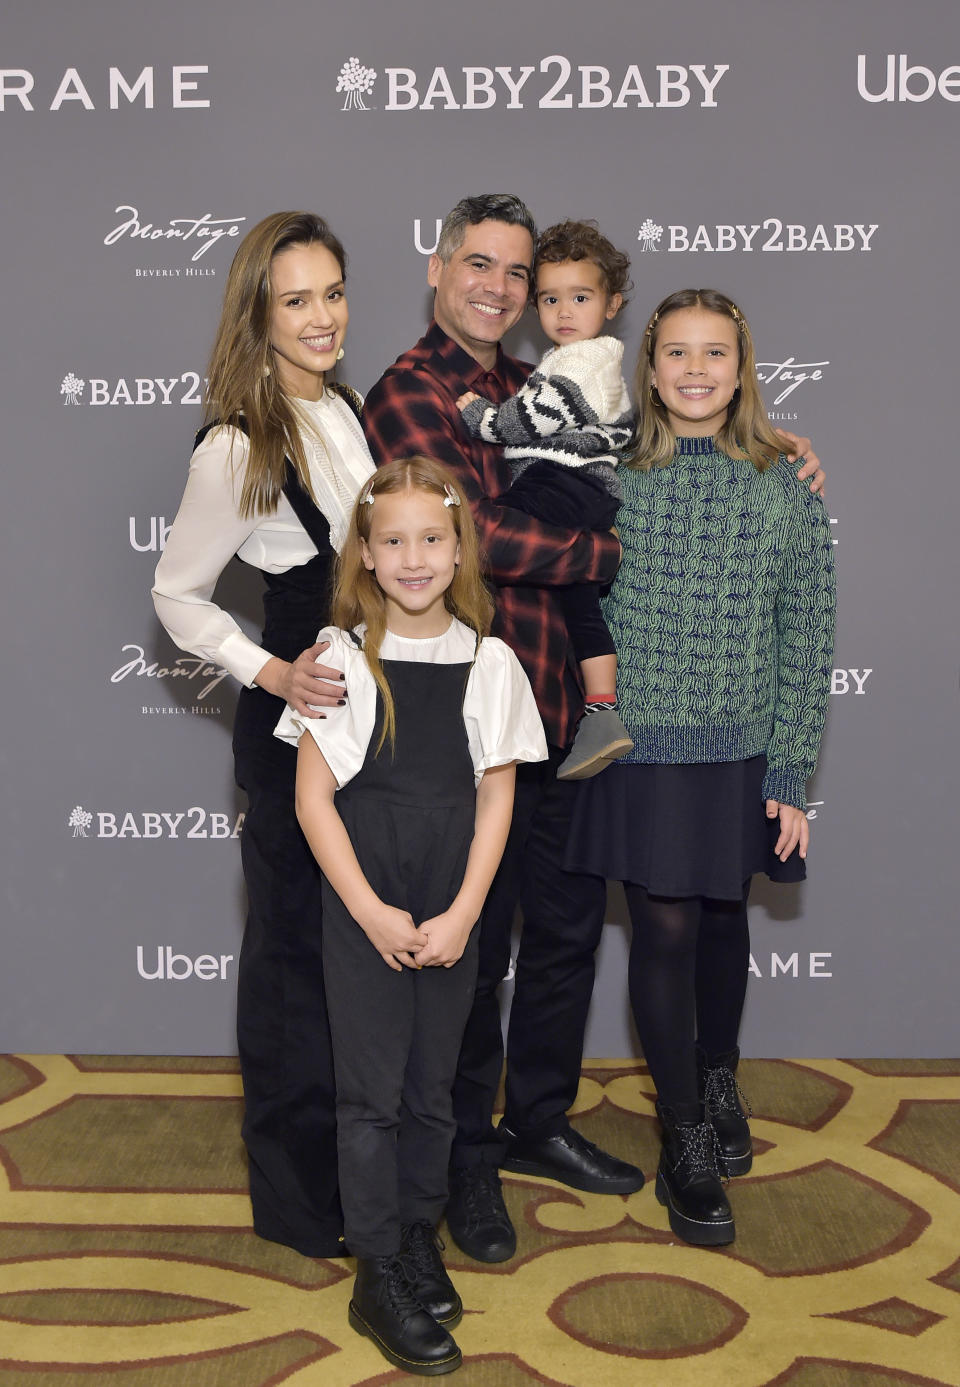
337, 54, 729, 110
636, 218, 878, 254
59, 371, 205, 407
68, 805, 244, 839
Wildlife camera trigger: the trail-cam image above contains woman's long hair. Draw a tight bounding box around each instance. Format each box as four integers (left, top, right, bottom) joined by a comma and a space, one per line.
332, 457, 495, 752
205, 211, 347, 517
627, 288, 783, 472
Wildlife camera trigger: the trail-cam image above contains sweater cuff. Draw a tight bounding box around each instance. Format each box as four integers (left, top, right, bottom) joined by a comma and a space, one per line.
761, 765, 807, 811
460, 398, 490, 439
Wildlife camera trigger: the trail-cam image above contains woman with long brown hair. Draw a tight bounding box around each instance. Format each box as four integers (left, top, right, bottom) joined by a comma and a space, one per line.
153, 212, 374, 1258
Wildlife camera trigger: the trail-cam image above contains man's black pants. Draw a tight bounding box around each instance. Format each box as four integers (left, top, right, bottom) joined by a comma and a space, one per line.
450, 746, 607, 1167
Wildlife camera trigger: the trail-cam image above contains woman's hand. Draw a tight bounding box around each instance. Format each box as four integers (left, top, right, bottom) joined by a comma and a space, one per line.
456, 391, 481, 411
358, 901, 424, 972
256, 643, 346, 717
774, 430, 826, 496
766, 800, 810, 861
416, 909, 475, 968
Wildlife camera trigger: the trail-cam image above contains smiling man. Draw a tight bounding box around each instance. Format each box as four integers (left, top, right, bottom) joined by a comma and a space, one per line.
363, 194, 642, 1265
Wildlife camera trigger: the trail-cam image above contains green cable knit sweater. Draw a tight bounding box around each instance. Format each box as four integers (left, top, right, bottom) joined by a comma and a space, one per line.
605, 436, 836, 809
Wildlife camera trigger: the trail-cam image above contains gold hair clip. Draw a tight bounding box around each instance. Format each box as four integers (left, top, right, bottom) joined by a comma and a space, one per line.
442, 483, 461, 508
730, 303, 745, 330
645, 311, 660, 338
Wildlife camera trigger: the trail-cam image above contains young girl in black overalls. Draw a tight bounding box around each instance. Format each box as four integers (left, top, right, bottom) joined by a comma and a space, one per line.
276, 456, 546, 1376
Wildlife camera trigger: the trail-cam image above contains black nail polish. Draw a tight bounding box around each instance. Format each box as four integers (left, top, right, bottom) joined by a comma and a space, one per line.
337, 698, 346, 706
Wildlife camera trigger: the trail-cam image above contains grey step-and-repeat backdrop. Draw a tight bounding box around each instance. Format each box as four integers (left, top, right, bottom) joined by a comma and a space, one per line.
2, 0, 957, 1057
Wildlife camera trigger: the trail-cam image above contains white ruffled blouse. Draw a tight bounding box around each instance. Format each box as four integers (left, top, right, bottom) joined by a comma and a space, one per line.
274, 619, 548, 788
152, 391, 374, 689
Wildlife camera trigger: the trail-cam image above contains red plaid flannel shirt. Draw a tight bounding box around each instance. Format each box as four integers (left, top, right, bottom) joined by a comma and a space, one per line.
362, 321, 621, 748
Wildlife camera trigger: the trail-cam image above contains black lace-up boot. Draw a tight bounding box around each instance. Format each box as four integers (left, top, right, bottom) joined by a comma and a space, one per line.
697, 1045, 753, 1176
655, 1103, 735, 1246
348, 1254, 462, 1375
400, 1221, 462, 1327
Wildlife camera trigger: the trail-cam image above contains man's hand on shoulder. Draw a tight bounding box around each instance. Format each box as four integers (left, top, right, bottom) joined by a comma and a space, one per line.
775, 429, 825, 496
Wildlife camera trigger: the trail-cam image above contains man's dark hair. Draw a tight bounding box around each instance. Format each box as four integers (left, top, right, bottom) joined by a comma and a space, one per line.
435, 194, 537, 265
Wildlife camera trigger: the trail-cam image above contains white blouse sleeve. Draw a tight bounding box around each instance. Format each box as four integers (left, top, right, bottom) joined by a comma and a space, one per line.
152, 428, 272, 688
463, 638, 548, 781
273, 628, 378, 789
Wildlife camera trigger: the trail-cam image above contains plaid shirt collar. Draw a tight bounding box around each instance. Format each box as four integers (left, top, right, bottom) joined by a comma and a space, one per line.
417, 320, 519, 395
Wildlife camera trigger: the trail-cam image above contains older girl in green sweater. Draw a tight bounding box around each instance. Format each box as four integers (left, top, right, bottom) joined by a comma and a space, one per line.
567, 288, 836, 1246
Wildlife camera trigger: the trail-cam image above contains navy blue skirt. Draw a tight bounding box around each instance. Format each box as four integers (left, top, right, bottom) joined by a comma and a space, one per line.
564, 756, 806, 901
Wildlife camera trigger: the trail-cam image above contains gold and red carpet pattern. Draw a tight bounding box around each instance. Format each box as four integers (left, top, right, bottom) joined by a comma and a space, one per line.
0, 1056, 958, 1385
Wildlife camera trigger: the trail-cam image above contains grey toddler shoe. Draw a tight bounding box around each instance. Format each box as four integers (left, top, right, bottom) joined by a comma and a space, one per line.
556, 708, 633, 781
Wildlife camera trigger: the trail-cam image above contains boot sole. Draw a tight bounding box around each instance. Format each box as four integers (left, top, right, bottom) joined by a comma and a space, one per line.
720, 1149, 753, 1177
348, 1302, 462, 1376
434, 1303, 463, 1330
655, 1171, 735, 1246
501, 1153, 644, 1195
556, 737, 635, 782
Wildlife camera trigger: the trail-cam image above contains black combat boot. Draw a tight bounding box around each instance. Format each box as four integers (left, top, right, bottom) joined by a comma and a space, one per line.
400, 1221, 463, 1328
697, 1045, 753, 1176
348, 1254, 462, 1376
655, 1103, 735, 1246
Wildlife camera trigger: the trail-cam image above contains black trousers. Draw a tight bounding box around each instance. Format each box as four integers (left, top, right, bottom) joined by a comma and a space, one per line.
324, 893, 479, 1256
234, 691, 343, 1258
450, 746, 607, 1165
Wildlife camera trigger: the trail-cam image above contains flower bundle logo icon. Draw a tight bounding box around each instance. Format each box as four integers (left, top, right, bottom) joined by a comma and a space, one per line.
337, 57, 377, 110
61, 372, 85, 404
638, 220, 663, 252
69, 805, 93, 838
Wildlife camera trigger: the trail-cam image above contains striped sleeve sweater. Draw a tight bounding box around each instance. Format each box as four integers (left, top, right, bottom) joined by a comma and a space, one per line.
604, 436, 836, 809
459, 335, 632, 493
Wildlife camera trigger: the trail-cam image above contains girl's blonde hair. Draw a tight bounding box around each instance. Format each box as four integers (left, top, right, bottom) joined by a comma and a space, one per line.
332, 457, 495, 752
205, 211, 347, 518
627, 288, 783, 472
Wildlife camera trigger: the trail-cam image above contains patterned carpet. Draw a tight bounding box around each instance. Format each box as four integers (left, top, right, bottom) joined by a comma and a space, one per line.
0, 1056, 958, 1386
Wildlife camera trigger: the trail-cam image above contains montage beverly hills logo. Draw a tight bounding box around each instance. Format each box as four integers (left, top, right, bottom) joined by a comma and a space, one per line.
337, 56, 378, 109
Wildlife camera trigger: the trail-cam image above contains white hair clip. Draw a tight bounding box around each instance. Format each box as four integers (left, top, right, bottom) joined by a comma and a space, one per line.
359, 480, 376, 506
442, 483, 461, 508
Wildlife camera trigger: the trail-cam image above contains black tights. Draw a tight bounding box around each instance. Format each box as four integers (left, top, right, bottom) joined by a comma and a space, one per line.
624, 882, 751, 1122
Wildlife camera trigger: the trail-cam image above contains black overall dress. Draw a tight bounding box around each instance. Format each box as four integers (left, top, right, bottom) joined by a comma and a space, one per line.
196, 410, 351, 1259
321, 642, 480, 1257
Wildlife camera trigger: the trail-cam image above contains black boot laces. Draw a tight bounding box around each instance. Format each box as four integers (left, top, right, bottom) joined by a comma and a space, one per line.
676, 1121, 725, 1183
704, 1064, 752, 1120
380, 1254, 425, 1321
403, 1221, 446, 1274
